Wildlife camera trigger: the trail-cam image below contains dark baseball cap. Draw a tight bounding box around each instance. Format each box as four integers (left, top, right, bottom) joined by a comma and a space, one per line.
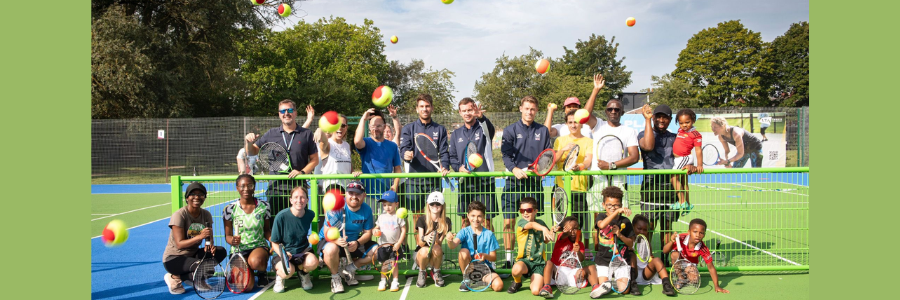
185, 182, 207, 198
347, 180, 366, 194
653, 104, 672, 117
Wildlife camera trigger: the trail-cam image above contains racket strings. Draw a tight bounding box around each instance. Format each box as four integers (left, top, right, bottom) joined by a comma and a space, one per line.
258, 144, 290, 172
634, 238, 651, 261
564, 146, 579, 170
702, 146, 719, 162
415, 136, 440, 161
552, 188, 567, 224
598, 139, 624, 162
536, 151, 555, 174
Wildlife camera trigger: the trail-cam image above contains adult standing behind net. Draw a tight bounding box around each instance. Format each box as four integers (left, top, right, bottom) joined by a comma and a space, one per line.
544, 96, 593, 139
243, 99, 319, 215
448, 98, 496, 231
636, 104, 697, 266
353, 108, 403, 209
399, 94, 451, 226
710, 116, 764, 168
316, 112, 352, 192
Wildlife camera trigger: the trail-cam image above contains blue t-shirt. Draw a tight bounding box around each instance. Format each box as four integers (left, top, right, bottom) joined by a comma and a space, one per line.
456, 226, 499, 256
358, 137, 401, 194
319, 203, 375, 244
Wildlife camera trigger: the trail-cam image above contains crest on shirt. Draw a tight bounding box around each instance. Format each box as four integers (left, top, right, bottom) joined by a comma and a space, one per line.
458, 137, 463, 143
517, 134, 523, 139
432, 131, 439, 139
534, 133, 541, 141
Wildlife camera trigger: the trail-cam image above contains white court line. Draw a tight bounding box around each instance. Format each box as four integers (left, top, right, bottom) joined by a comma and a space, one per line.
399, 277, 414, 300
677, 220, 800, 266
91, 203, 170, 221
91, 214, 113, 215
247, 281, 274, 300
734, 183, 809, 197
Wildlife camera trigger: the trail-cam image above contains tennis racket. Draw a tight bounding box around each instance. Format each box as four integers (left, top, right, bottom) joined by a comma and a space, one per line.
325, 210, 353, 273
375, 244, 398, 279
414, 133, 455, 191
257, 142, 292, 174
634, 234, 652, 264
608, 224, 630, 294
556, 242, 587, 294
463, 141, 480, 172
279, 243, 292, 275
671, 235, 701, 294
702, 144, 722, 166
194, 222, 226, 299
563, 144, 580, 171
551, 186, 568, 226
341, 210, 354, 271
528, 148, 557, 176
463, 233, 494, 292
596, 134, 625, 180
226, 222, 252, 294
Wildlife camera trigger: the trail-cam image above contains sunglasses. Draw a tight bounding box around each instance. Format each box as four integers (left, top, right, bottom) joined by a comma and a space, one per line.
519, 208, 535, 214
606, 108, 622, 113
279, 108, 295, 114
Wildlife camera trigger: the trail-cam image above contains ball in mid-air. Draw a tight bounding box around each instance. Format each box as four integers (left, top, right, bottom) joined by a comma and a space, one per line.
535, 59, 551, 74
278, 3, 291, 17
574, 109, 590, 124
372, 85, 394, 108
324, 227, 341, 242
390, 35, 398, 44
308, 232, 320, 245
319, 111, 342, 133
252, 0, 265, 5
102, 219, 129, 247
322, 189, 345, 211
626, 17, 636, 27
396, 207, 408, 219
467, 153, 484, 169
442, 0, 454, 4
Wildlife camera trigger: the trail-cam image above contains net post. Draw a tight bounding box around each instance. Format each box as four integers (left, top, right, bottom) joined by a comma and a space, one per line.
171, 175, 182, 213
563, 172, 572, 216
309, 177, 319, 231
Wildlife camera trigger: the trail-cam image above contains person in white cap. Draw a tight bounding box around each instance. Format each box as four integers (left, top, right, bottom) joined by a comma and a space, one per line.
414, 191, 452, 288
544, 96, 593, 139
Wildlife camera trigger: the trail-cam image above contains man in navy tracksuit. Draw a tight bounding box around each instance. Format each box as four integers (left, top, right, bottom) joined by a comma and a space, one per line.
448, 97, 496, 231
399, 94, 451, 226
499, 95, 552, 271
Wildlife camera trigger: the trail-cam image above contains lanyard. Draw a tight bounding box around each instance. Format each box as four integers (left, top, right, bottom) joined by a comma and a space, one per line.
281, 131, 295, 151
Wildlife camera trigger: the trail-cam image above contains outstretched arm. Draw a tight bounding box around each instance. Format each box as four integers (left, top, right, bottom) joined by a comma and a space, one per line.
584, 74, 605, 130
301, 105, 315, 129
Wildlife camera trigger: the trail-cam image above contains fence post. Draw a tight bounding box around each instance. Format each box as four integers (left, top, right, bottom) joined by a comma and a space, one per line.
171, 176, 182, 213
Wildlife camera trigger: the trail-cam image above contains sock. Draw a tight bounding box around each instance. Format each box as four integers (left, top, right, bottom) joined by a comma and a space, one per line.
434, 268, 441, 273
505, 252, 512, 262
513, 275, 522, 283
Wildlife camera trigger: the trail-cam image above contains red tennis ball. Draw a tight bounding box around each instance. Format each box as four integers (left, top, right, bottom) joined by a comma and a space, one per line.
575, 109, 590, 124
372, 85, 394, 108
326, 189, 345, 211
467, 153, 484, 169
102, 219, 129, 247
319, 111, 342, 133
278, 4, 291, 17
535, 59, 551, 74
626, 17, 636, 27
251, 0, 265, 5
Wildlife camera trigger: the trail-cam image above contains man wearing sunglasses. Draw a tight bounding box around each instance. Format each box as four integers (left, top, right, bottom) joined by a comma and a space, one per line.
244, 99, 319, 214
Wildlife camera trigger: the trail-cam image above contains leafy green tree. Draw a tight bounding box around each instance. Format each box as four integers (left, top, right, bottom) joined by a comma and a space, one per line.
648, 73, 701, 108
561, 34, 631, 101
672, 20, 772, 107
473, 48, 550, 112
381, 59, 456, 115
764, 21, 809, 107
236, 17, 389, 117
91, 0, 292, 118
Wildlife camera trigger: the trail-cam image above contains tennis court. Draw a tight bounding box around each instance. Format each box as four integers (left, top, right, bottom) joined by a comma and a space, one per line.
91, 168, 807, 299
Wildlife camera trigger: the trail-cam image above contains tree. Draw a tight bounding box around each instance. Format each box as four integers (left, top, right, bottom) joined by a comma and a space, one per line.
561, 34, 632, 101
91, 0, 293, 118
236, 17, 389, 117
381, 59, 456, 115
648, 73, 701, 109
473, 48, 550, 112
672, 20, 772, 107
765, 21, 809, 107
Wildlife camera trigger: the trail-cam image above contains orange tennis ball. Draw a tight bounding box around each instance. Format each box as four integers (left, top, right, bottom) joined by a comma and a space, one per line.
319, 111, 342, 133
325, 226, 341, 242
102, 219, 129, 247
374, 228, 382, 237
372, 85, 394, 108
390, 35, 398, 44
467, 153, 484, 169
574, 109, 590, 124
535, 59, 551, 74
626, 17, 636, 27
308, 232, 320, 245
278, 4, 291, 17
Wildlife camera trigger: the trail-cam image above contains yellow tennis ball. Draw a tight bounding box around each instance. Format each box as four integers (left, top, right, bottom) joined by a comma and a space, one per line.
372, 85, 394, 108
442, 0, 454, 4
278, 3, 291, 17
390, 35, 398, 44
550, 103, 558, 110
322, 193, 336, 211
535, 59, 551, 74
467, 153, 484, 169
319, 111, 342, 133
396, 207, 408, 219
102, 219, 129, 247
574, 109, 590, 124
325, 227, 341, 242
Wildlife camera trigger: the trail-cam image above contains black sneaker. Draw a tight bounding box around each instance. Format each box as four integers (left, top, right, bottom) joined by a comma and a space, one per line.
507, 282, 522, 294
661, 278, 676, 296
630, 281, 642, 296
459, 282, 469, 292
256, 271, 270, 287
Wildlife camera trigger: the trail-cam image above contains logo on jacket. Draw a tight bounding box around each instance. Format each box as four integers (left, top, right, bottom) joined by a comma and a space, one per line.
517, 134, 523, 139
535, 133, 541, 141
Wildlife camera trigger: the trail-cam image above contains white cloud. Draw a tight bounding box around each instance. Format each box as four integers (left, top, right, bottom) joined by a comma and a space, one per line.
275, 0, 809, 103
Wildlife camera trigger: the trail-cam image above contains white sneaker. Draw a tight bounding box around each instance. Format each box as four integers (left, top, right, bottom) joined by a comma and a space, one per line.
589, 281, 612, 299
164, 273, 185, 295
390, 279, 400, 292
331, 275, 345, 293
299, 272, 313, 290
378, 278, 388, 291
273, 276, 286, 293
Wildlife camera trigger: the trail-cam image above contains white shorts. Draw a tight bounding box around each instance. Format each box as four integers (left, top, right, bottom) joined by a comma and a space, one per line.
550, 265, 579, 286
673, 155, 695, 170
636, 266, 662, 285
593, 264, 629, 280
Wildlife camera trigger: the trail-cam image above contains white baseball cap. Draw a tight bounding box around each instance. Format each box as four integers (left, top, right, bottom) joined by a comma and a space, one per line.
426, 191, 445, 206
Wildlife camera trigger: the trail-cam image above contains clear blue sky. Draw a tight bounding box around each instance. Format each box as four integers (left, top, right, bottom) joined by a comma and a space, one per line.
276, 0, 809, 103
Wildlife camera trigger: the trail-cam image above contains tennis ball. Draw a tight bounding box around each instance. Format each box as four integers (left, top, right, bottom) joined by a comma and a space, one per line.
278, 3, 291, 17
467, 153, 484, 169
442, 0, 454, 4
390, 35, 398, 44
326, 189, 345, 211
322, 193, 336, 211
102, 219, 129, 247
309, 232, 320, 245
550, 103, 558, 110
626, 17, 636, 27
319, 111, 342, 133
574, 109, 590, 124
251, 0, 265, 5
535, 59, 551, 74
372, 85, 394, 108
396, 207, 408, 219
374, 228, 382, 237
325, 227, 341, 242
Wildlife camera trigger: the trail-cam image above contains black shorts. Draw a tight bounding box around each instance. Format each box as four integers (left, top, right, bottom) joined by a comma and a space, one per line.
404, 178, 441, 211
375, 244, 407, 263
322, 240, 379, 260
236, 246, 270, 259
457, 181, 498, 220
760, 126, 768, 135
501, 177, 544, 219
271, 247, 313, 267
639, 174, 679, 223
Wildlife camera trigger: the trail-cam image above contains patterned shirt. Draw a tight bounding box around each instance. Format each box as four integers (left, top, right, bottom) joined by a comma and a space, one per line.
223, 199, 272, 252
675, 233, 712, 265
515, 218, 548, 263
